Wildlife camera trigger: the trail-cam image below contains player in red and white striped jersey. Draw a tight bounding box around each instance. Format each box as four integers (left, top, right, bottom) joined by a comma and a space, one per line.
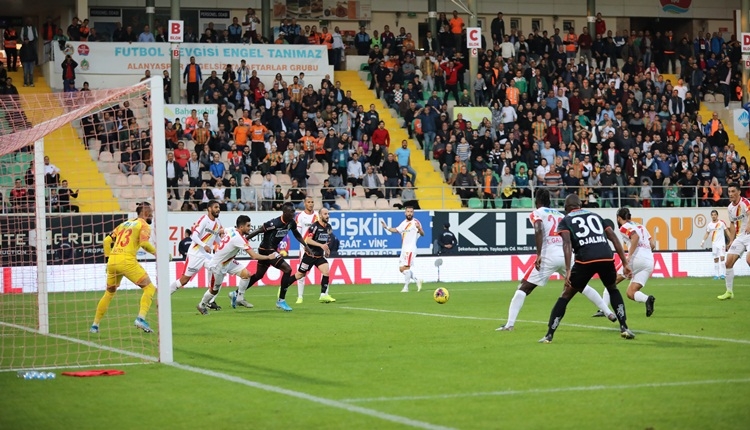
719, 184, 750, 300
294, 197, 318, 304
700, 210, 728, 280
170, 201, 224, 308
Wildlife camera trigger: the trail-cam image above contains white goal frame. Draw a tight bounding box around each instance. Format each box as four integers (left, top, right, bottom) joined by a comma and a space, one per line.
26, 77, 173, 363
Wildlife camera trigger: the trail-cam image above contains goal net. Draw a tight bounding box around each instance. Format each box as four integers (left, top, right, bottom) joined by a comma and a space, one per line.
0, 78, 172, 371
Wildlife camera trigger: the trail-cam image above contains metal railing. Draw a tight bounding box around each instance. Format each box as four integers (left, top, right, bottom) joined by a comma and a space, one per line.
0, 183, 714, 214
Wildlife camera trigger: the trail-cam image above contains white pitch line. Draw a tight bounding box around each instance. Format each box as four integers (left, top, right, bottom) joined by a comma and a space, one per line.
0, 321, 159, 362
339, 306, 750, 345
166, 361, 457, 430
340, 378, 750, 403
0, 321, 456, 430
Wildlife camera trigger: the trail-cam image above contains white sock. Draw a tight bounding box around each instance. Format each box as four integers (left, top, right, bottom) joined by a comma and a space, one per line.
633, 291, 649, 303
720, 260, 726, 276
297, 277, 306, 298
602, 288, 611, 307
505, 290, 526, 327
409, 270, 418, 281
726, 268, 734, 292
237, 278, 250, 299
715, 261, 720, 277
170, 279, 183, 294
403, 270, 412, 285
582, 285, 613, 315
200, 289, 217, 306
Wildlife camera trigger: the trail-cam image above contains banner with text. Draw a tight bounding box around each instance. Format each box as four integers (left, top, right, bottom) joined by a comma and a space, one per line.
0, 214, 128, 267
61, 42, 333, 88
272, 0, 372, 21
0, 252, 740, 294
164, 104, 219, 131
166, 210, 433, 259
432, 208, 727, 254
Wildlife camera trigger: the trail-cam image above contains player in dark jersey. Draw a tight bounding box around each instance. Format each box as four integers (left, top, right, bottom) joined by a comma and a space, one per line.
292, 207, 337, 303
229, 202, 311, 311
539, 194, 635, 343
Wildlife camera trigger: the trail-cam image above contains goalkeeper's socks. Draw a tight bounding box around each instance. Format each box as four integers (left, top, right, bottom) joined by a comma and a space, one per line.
139, 284, 156, 318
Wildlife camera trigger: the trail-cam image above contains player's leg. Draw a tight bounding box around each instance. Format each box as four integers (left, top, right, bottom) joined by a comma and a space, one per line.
123, 263, 156, 332
626, 258, 655, 316
228, 266, 255, 309
712, 247, 721, 279
296, 247, 306, 303
317, 260, 335, 303
198, 269, 226, 315
91, 264, 121, 332
721, 240, 745, 299
171, 254, 202, 293
274, 258, 295, 311
540, 265, 592, 343
599, 261, 633, 339
719, 247, 727, 278
498, 280, 537, 331
595, 262, 626, 317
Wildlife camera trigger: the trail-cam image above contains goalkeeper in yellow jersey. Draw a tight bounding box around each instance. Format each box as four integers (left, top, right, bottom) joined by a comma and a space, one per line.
90, 203, 158, 333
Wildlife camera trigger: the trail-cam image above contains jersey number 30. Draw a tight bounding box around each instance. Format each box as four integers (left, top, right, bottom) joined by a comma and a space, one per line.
570, 215, 604, 238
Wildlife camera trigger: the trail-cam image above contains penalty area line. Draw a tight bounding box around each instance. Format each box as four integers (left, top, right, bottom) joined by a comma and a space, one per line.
340, 378, 750, 403
338, 306, 750, 345
166, 361, 457, 430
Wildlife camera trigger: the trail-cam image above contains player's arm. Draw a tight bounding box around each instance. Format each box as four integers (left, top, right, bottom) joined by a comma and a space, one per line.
559, 230, 572, 288
627, 231, 639, 264
246, 226, 266, 240
103, 233, 115, 258
291, 226, 313, 254
606, 227, 631, 276
380, 219, 399, 233
700, 229, 710, 248
245, 246, 278, 261
649, 236, 656, 251
726, 222, 736, 248
533, 219, 544, 270
415, 220, 424, 237
190, 230, 211, 253
139, 228, 156, 255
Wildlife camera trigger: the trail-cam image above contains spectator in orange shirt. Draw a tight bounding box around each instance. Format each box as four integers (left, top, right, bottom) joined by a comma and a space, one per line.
449, 10, 464, 52
299, 129, 316, 162
233, 118, 250, 147
165, 121, 178, 148
371, 121, 391, 150
249, 118, 268, 168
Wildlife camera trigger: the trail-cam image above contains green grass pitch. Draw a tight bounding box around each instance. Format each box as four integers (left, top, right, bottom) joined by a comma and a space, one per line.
2, 278, 750, 430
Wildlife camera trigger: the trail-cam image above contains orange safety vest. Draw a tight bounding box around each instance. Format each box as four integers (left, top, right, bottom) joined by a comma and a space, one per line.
413, 118, 423, 135
4, 29, 17, 49
565, 34, 577, 52
320, 32, 332, 49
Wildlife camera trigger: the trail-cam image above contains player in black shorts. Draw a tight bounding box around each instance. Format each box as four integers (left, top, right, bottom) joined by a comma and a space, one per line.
230, 202, 311, 311
539, 194, 635, 343
293, 207, 337, 303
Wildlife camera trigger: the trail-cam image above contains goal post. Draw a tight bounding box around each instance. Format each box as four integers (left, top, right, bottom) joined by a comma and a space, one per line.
0, 77, 172, 369
149, 76, 173, 364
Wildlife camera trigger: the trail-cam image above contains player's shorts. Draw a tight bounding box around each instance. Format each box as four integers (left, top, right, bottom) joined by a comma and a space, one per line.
728, 234, 750, 256
297, 254, 328, 273
256, 248, 287, 269
711, 244, 726, 259
183, 251, 210, 278
399, 249, 416, 267
617, 255, 654, 287
106, 257, 149, 287
523, 252, 566, 287
569, 259, 618, 292
208, 259, 246, 276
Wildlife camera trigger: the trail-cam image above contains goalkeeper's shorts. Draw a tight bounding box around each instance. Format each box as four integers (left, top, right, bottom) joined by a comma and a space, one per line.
107, 258, 149, 287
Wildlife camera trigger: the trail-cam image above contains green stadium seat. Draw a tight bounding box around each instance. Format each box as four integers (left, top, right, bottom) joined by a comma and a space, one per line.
359, 63, 369, 71
467, 197, 483, 209
518, 197, 533, 208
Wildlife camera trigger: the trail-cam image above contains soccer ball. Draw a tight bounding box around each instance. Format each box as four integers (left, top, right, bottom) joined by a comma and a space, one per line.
433, 287, 449, 304
279, 250, 288, 257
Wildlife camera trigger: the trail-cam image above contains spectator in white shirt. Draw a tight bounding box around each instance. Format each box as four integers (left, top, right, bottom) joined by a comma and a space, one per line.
347, 152, 364, 186
239, 176, 257, 210
261, 172, 275, 210
212, 181, 228, 211
43, 156, 61, 186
